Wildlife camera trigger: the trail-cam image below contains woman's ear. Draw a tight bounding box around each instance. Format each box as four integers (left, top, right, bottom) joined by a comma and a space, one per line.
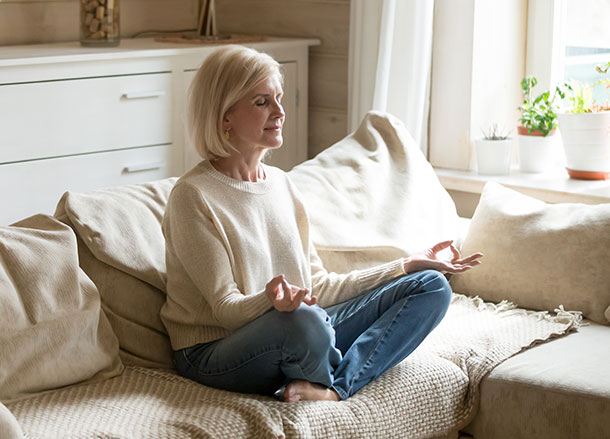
222, 115, 231, 132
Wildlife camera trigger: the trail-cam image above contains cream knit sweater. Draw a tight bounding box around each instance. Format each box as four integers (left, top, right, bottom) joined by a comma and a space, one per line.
160, 160, 406, 350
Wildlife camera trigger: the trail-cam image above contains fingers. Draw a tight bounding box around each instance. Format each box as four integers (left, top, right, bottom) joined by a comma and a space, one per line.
268, 274, 314, 312
450, 244, 461, 261
281, 277, 295, 302
442, 259, 482, 274
455, 252, 484, 265
303, 294, 318, 306
265, 274, 285, 302
431, 240, 453, 254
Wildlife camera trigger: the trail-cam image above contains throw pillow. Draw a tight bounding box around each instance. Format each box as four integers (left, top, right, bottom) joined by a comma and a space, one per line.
54, 178, 177, 368
0, 215, 122, 402
0, 402, 22, 438
450, 182, 610, 324
288, 111, 459, 272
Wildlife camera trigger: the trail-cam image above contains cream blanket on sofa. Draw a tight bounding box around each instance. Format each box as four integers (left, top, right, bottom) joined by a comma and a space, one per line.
7, 295, 580, 439
4, 112, 581, 439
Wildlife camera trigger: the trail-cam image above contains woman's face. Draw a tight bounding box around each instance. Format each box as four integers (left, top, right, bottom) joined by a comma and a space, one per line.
223, 74, 285, 155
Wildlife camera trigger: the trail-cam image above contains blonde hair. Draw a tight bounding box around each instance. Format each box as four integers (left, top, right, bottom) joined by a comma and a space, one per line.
187, 45, 283, 160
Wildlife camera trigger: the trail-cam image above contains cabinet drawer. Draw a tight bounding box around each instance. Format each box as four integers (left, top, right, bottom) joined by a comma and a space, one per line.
0, 73, 172, 164
0, 144, 176, 225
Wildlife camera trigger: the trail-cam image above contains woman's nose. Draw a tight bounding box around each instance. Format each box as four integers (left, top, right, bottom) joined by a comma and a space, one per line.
273, 100, 285, 119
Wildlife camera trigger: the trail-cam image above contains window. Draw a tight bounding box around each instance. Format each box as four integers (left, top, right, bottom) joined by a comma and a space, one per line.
563, 0, 610, 106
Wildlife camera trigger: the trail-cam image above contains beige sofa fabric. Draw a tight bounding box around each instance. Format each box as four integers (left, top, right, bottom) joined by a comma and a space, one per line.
466, 321, 610, 439
6, 294, 579, 439
288, 111, 459, 272
0, 402, 23, 439
451, 182, 610, 324
76, 236, 173, 368
0, 215, 122, 402
55, 178, 177, 369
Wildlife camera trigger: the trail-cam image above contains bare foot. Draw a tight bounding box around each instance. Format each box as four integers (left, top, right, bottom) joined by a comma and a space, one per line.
282, 380, 340, 402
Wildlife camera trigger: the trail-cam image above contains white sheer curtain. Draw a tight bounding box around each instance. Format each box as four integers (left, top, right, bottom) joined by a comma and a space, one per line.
348, 0, 435, 155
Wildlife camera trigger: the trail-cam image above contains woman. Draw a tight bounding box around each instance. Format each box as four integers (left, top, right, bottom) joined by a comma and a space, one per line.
161, 45, 483, 402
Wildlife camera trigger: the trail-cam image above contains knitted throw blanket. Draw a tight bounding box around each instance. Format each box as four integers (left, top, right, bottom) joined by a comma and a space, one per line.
6, 293, 580, 439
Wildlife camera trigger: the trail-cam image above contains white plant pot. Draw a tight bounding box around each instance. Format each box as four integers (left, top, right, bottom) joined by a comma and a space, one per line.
475, 138, 513, 175
558, 111, 610, 179
518, 128, 557, 173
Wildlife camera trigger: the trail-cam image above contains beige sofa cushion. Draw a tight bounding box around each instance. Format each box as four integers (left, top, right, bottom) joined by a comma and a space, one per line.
0, 402, 22, 439
465, 321, 610, 439
451, 182, 610, 324
55, 178, 177, 369
288, 111, 459, 272
0, 215, 122, 402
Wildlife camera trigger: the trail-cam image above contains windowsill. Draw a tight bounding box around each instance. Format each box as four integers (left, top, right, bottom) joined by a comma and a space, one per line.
434, 166, 610, 204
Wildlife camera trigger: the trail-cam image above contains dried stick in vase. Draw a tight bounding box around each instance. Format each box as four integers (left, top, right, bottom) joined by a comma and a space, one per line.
197, 0, 209, 36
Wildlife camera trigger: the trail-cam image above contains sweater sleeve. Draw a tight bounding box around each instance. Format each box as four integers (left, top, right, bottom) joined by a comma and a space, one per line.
309, 243, 406, 308
165, 183, 272, 331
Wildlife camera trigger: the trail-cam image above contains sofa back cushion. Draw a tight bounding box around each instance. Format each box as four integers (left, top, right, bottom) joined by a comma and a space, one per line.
55, 178, 177, 368
0, 215, 123, 402
451, 182, 610, 324
288, 111, 459, 272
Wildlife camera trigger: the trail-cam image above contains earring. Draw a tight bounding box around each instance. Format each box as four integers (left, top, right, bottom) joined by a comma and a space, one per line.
224, 130, 230, 141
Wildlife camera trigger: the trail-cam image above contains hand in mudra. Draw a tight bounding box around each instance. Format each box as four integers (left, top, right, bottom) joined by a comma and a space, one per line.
403, 240, 483, 275
265, 274, 318, 312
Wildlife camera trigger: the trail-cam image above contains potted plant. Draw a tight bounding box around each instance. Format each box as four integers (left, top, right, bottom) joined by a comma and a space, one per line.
517, 76, 566, 173
558, 61, 610, 180
475, 124, 513, 175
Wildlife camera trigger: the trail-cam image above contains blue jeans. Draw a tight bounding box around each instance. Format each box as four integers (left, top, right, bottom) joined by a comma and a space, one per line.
174, 270, 452, 400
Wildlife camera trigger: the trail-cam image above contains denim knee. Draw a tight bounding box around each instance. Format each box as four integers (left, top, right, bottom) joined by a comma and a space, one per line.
418, 269, 452, 310
278, 305, 335, 355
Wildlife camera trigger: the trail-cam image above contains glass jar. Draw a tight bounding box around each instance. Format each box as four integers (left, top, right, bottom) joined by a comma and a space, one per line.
80, 0, 120, 47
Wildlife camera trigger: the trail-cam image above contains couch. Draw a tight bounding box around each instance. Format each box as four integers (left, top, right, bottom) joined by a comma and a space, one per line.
1, 112, 608, 439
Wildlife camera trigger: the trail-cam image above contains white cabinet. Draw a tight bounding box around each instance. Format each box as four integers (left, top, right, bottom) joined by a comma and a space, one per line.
0, 37, 318, 225
0, 72, 173, 163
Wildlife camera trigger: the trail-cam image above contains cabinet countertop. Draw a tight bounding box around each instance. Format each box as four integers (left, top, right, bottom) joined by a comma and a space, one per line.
0, 36, 321, 67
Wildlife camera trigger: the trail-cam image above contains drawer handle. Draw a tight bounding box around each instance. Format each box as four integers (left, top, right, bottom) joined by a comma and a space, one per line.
123, 161, 165, 173
122, 90, 166, 100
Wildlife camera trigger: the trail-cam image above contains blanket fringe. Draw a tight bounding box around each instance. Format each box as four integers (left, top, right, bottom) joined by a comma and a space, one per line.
452, 294, 583, 330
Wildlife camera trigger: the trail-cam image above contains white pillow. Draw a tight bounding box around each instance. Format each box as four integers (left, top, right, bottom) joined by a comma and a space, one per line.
0, 215, 123, 402
288, 111, 459, 272
451, 182, 610, 324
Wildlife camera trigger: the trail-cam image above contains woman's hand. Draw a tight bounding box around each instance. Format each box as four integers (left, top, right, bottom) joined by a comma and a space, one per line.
265, 274, 318, 312
403, 240, 483, 274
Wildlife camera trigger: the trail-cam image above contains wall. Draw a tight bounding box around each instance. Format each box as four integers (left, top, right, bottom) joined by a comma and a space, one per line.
215, 0, 350, 158
0, 0, 197, 45
0, 0, 350, 160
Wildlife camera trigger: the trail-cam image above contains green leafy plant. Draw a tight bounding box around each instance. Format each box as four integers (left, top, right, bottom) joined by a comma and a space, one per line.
481, 124, 511, 140
565, 61, 610, 113
518, 76, 567, 136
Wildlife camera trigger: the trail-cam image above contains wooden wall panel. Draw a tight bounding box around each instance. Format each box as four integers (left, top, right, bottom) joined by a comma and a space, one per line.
309, 52, 348, 110
308, 108, 348, 158
0, 0, 197, 46
216, 0, 350, 157
0, 0, 351, 159
215, 0, 349, 56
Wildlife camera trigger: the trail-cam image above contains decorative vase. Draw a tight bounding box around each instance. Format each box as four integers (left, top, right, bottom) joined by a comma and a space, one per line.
558, 111, 610, 180
80, 0, 120, 47
475, 138, 513, 175
517, 126, 557, 173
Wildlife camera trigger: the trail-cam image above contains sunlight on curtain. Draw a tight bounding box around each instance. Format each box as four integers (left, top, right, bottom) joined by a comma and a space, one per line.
348, 0, 435, 155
